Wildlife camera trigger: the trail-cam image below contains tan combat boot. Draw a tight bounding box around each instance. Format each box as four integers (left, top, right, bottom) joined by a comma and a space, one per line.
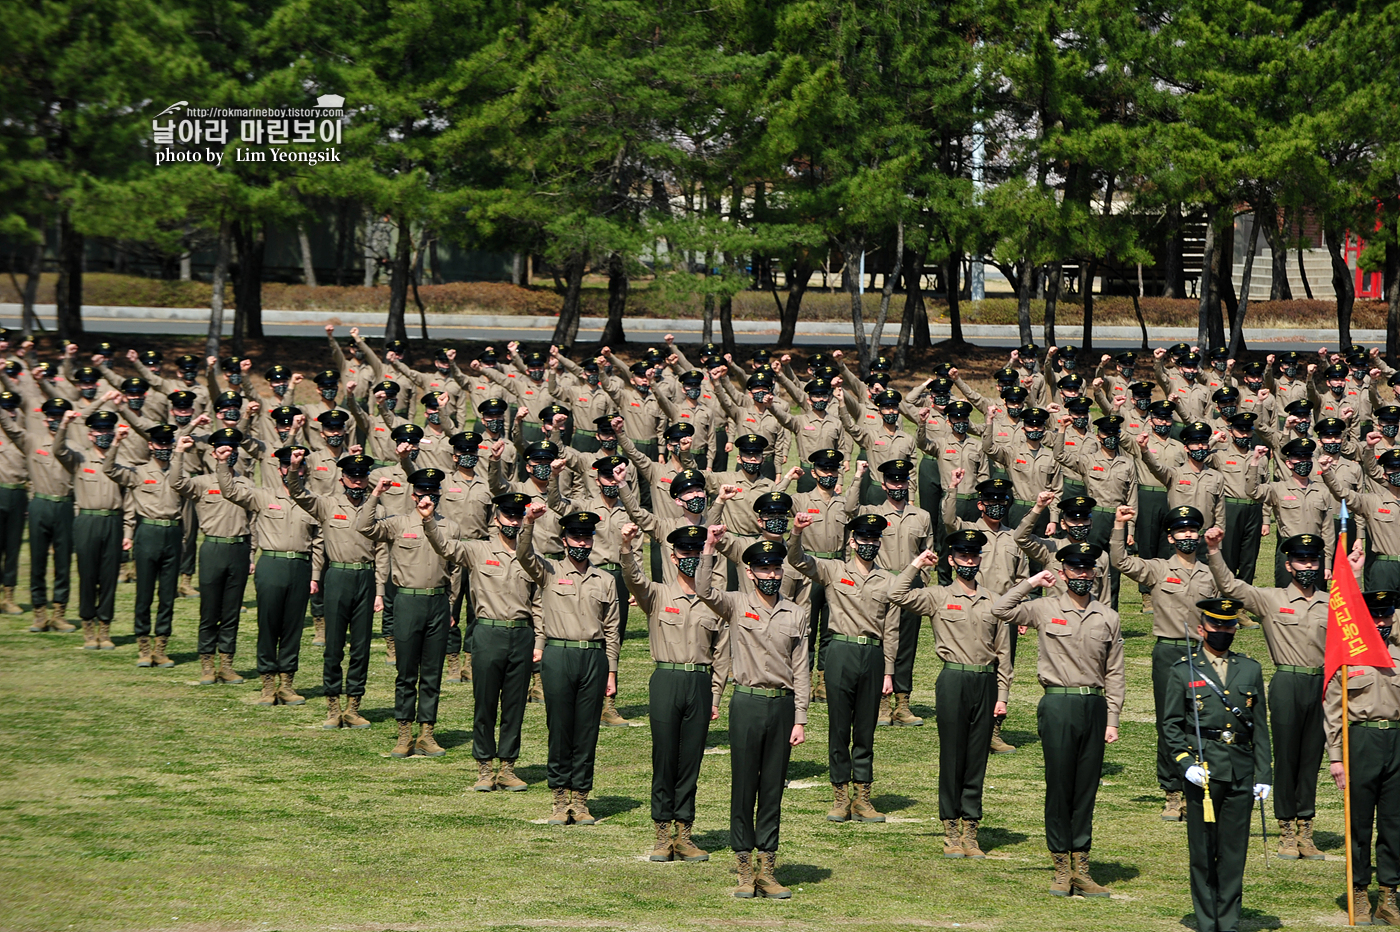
462, 651, 472, 681
1141, 591, 1154, 612
323, 696, 342, 729
851, 782, 885, 822
151, 636, 174, 668
1, 586, 22, 614
216, 653, 242, 684
496, 759, 527, 791
390, 721, 414, 758
27, 604, 47, 632
49, 604, 74, 633
256, 673, 278, 705
1376, 885, 1400, 926
528, 672, 545, 704
312, 615, 325, 647
1161, 791, 1184, 822
892, 692, 923, 726
97, 623, 115, 650
754, 851, 792, 899
1049, 852, 1072, 896
674, 821, 708, 861
341, 696, 371, 729
446, 653, 461, 683
649, 820, 673, 861
1297, 818, 1325, 860
178, 573, 197, 597
1277, 819, 1299, 859
571, 790, 596, 825
733, 851, 756, 898
473, 760, 496, 792
119, 562, 135, 584
944, 819, 965, 858
961, 819, 986, 858
415, 723, 445, 757
1070, 851, 1111, 898
990, 718, 1017, 753
198, 654, 217, 686
136, 636, 153, 667
1354, 884, 1374, 925
826, 783, 851, 822
276, 672, 305, 705
876, 693, 894, 727
81, 621, 99, 649
601, 695, 630, 726
548, 788, 570, 824
812, 669, 827, 702
384, 635, 396, 665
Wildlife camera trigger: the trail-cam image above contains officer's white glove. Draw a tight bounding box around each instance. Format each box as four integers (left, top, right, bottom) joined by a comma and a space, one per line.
1253, 783, 1271, 800
1185, 765, 1207, 787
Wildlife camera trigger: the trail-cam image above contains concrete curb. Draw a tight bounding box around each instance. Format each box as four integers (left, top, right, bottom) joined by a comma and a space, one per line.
0, 303, 1386, 344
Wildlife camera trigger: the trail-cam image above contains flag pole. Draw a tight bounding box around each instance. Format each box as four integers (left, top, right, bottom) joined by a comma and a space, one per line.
1339, 502, 1354, 926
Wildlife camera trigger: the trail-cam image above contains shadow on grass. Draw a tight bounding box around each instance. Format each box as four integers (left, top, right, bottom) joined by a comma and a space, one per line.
1102, 761, 1124, 777
1313, 829, 1343, 851
1092, 860, 1140, 884
910, 702, 935, 720
1123, 629, 1150, 639
1179, 908, 1282, 930
514, 763, 549, 785
693, 829, 729, 853
616, 705, 649, 720
778, 862, 832, 885
436, 728, 471, 749
589, 795, 642, 819
977, 826, 1030, 851
785, 759, 827, 781
871, 793, 918, 814
169, 650, 200, 666
1001, 728, 1039, 749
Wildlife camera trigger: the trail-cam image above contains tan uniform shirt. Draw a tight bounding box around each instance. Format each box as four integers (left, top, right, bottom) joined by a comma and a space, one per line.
422, 519, 537, 622
286, 472, 382, 567
1324, 640, 1400, 761
1140, 446, 1228, 531
517, 520, 622, 671
1111, 528, 1218, 639
216, 461, 319, 553
942, 496, 1028, 596
710, 470, 776, 538
25, 425, 74, 497
922, 427, 987, 489
789, 534, 900, 674
172, 452, 253, 540
1128, 434, 1185, 491
103, 454, 182, 521
355, 496, 461, 591
890, 564, 1014, 701
1249, 474, 1335, 566
1215, 445, 1261, 499
621, 547, 727, 693
853, 496, 933, 575
1208, 549, 1328, 668
436, 470, 494, 540
55, 423, 123, 511
1323, 470, 1400, 555
695, 552, 811, 722
1017, 520, 1112, 603
841, 405, 916, 476
0, 410, 28, 484
993, 578, 1127, 726
986, 436, 1062, 521
785, 488, 851, 556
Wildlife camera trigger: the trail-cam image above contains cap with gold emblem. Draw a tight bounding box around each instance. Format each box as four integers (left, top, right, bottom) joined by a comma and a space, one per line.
1056, 542, 1104, 567
742, 539, 787, 567
337, 454, 376, 477
1196, 598, 1245, 627
667, 525, 707, 549
753, 491, 794, 515
668, 468, 707, 499
975, 478, 1014, 501
1165, 505, 1205, 531
878, 458, 915, 481
947, 529, 989, 552
561, 511, 602, 536
493, 492, 531, 515
408, 468, 446, 491
733, 433, 769, 454
1060, 496, 1097, 520
210, 427, 243, 448
847, 514, 889, 537
1280, 533, 1325, 557
1364, 591, 1397, 619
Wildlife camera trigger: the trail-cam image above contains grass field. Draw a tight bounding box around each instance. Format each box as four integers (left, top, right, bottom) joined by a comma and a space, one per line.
0, 516, 1366, 932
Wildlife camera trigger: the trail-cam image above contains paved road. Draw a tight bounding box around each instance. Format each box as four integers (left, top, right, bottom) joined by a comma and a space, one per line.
0, 314, 1349, 354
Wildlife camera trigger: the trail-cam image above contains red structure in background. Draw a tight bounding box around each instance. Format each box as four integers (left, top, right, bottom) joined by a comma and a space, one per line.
1345, 205, 1387, 299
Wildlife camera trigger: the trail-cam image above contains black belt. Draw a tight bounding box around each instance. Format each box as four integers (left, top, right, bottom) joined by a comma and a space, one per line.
1196, 727, 1251, 747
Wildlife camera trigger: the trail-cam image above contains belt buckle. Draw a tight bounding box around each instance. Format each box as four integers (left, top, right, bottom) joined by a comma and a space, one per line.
1381, 721, 1393, 731
1078, 686, 1091, 695
682, 663, 696, 672
855, 635, 869, 645
1221, 729, 1235, 745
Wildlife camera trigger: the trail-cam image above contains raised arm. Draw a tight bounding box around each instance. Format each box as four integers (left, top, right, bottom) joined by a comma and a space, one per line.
514, 505, 548, 584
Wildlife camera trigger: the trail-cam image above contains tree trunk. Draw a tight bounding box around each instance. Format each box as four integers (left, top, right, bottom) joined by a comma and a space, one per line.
701, 245, 715, 344
552, 252, 587, 348
1325, 225, 1355, 348
412, 227, 431, 340
55, 208, 85, 342
601, 251, 628, 346
947, 245, 966, 346
1016, 258, 1033, 346
298, 222, 317, 287
1214, 217, 1234, 350
1297, 245, 1314, 300
385, 215, 412, 344
1196, 206, 1217, 349
1229, 215, 1261, 358
1043, 261, 1063, 347
895, 244, 928, 367
844, 236, 870, 367
912, 288, 931, 351
1262, 213, 1293, 300
1163, 203, 1185, 298
20, 219, 43, 339
776, 259, 811, 348
335, 204, 350, 286
206, 219, 231, 358
1082, 259, 1097, 352
720, 293, 736, 358
234, 222, 266, 344
363, 212, 377, 287
869, 221, 904, 358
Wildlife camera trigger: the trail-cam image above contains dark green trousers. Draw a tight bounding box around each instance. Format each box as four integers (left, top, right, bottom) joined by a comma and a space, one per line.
936, 666, 996, 820
807, 578, 830, 671
254, 554, 311, 675
541, 642, 608, 791
381, 580, 398, 643
634, 439, 658, 509
1348, 724, 1400, 887
446, 572, 476, 655
649, 666, 712, 822
309, 583, 324, 623
1137, 486, 1168, 592
1269, 670, 1324, 820
1063, 477, 1086, 500
825, 639, 883, 785
197, 538, 250, 656
891, 578, 924, 695
729, 689, 795, 853
471, 622, 532, 760
1184, 778, 1255, 932
1222, 500, 1263, 585
795, 462, 816, 494
572, 429, 601, 455
918, 456, 941, 515
711, 429, 729, 472
322, 565, 375, 697
393, 590, 449, 723
858, 470, 884, 506
1366, 557, 1400, 592
1088, 510, 1122, 610
1153, 640, 1190, 794
180, 506, 198, 576
73, 512, 121, 623
1038, 692, 1107, 852
133, 521, 181, 638
28, 496, 73, 607
0, 487, 26, 588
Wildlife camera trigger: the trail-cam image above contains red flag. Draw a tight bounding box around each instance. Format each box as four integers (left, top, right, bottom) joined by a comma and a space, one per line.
1323, 544, 1393, 695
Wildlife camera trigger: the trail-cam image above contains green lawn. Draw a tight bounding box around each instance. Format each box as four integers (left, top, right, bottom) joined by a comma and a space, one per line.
0, 526, 1357, 932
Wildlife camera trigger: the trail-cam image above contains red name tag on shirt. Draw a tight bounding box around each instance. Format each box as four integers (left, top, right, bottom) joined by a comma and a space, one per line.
35, 449, 48, 456
660, 477, 672, 484
1226, 460, 1237, 465
524, 390, 535, 396
997, 431, 1008, 437
840, 578, 855, 586
401, 532, 418, 539
1092, 466, 1105, 472
807, 508, 820, 514
1051, 617, 1069, 625
1381, 509, 1392, 515
630, 402, 641, 408
333, 514, 347, 520
803, 425, 815, 431
1279, 607, 1295, 614
206, 489, 220, 495
1350, 668, 1366, 677
485, 560, 500, 566
946, 604, 963, 611
315, 466, 328, 471
746, 417, 757, 423
1283, 495, 1296, 501
267, 503, 281, 510
1189, 679, 1207, 687
664, 606, 681, 614
557, 579, 572, 585
144, 479, 158, 485
1178, 479, 1192, 486
391, 482, 401, 488
374, 427, 385, 432
83, 468, 95, 474
945, 448, 957, 454
1166, 577, 1182, 584
744, 611, 760, 620
1015, 458, 1027, 465
476, 385, 488, 391
1065, 440, 1076, 446
681, 413, 692, 419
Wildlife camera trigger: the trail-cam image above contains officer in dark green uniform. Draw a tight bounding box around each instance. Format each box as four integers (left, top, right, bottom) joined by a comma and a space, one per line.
1162, 598, 1272, 932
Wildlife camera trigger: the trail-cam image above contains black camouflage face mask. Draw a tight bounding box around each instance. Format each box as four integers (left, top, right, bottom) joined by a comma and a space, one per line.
498, 522, 521, 539
1387, 471, 1400, 488
151, 448, 172, 461
1283, 366, 1298, 378
484, 418, 504, 435
1232, 434, 1252, 450
566, 544, 592, 563
530, 462, 552, 480
406, 448, 420, 463
599, 483, 620, 499
1383, 423, 1400, 439
225, 451, 240, 469
739, 460, 762, 476
684, 387, 701, 400
1065, 577, 1095, 596
683, 495, 707, 514
881, 412, 900, 425
1172, 536, 1199, 554
1024, 429, 1046, 441
126, 396, 145, 411
855, 542, 881, 562
811, 398, 829, 411
1292, 568, 1320, 589
1218, 405, 1237, 418
1071, 416, 1088, 430
951, 420, 970, 435
79, 387, 97, 400
1101, 434, 1120, 451
1134, 398, 1150, 411
954, 562, 979, 580
1065, 524, 1092, 542
426, 411, 441, 425
754, 577, 782, 596
227, 374, 242, 386
325, 433, 345, 448
456, 454, 478, 469
219, 408, 240, 423
320, 388, 337, 401
271, 382, 289, 398
1213, 361, 1227, 373
1151, 422, 1172, 437
1006, 406, 1024, 419
932, 394, 951, 407
885, 486, 908, 502
45, 417, 62, 433
92, 433, 114, 449
1289, 460, 1313, 477
1188, 447, 1211, 462
762, 516, 788, 534
983, 502, 1009, 520
676, 555, 700, 577
600, 437, 618, 451
344, 485, 367, 504
815, 474, 838, 491
1321, 441, 1343, 455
